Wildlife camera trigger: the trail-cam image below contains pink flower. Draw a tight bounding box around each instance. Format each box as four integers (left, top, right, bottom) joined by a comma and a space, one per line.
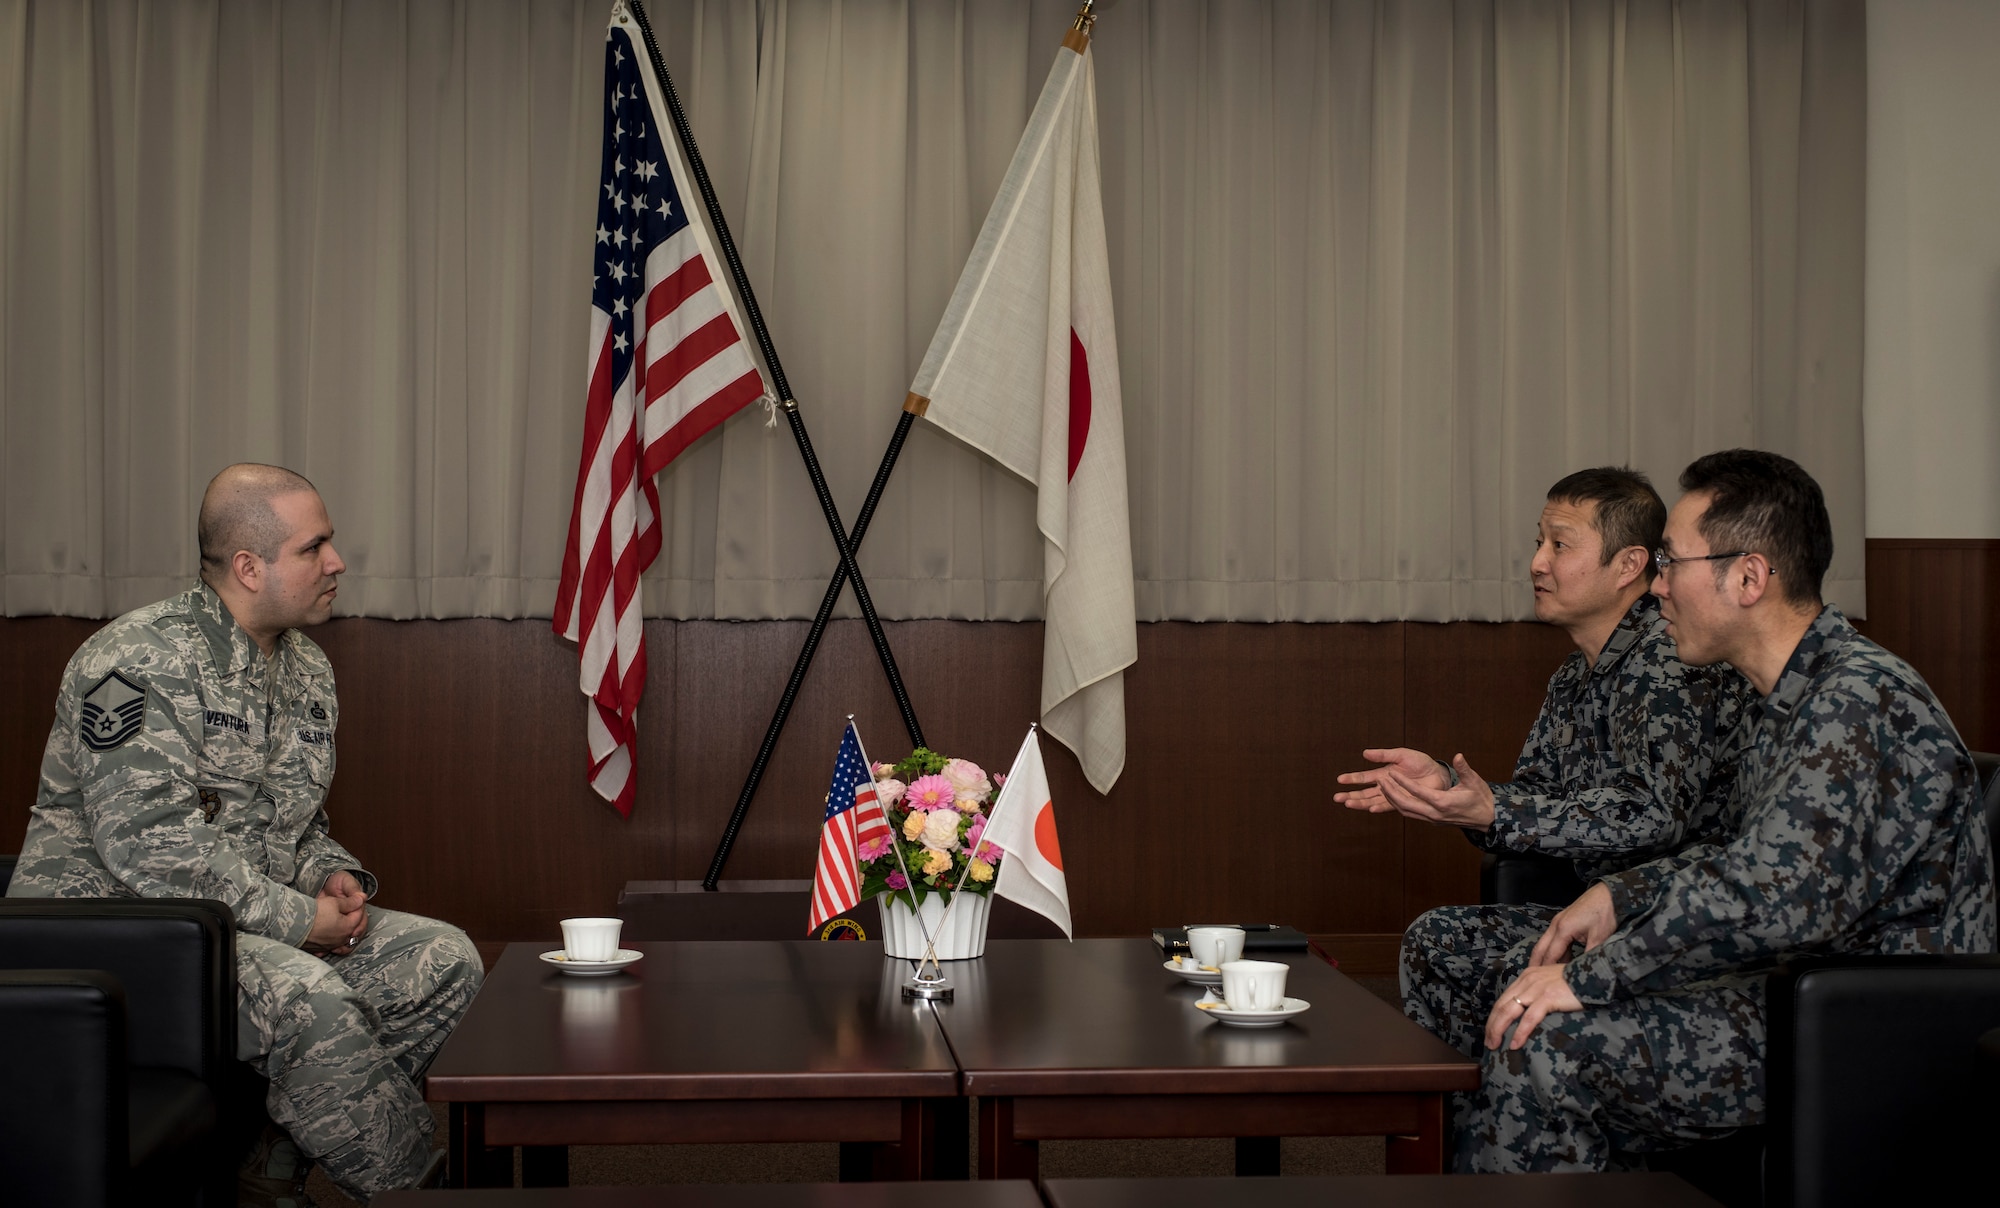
963, 815, 1000, 862
872, 761, 896, 777
857, 834, 893, 864
876, 778, 906, 807
904, 774, 956, 813
885, 870, 909, 890
994, 772, 1006, 786
941, 759, 991, 798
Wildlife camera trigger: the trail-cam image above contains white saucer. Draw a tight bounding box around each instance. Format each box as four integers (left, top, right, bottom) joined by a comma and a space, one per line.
539, 949, 644, 976
1163, 957, 1225, 986
1194, 996, 1310, 1028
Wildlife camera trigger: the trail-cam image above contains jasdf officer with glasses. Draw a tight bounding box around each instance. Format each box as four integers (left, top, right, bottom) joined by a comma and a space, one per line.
1445, 448, 1995, 1171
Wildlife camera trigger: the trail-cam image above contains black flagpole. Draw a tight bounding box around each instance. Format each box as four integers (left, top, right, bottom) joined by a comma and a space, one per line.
620, 1, 925, 887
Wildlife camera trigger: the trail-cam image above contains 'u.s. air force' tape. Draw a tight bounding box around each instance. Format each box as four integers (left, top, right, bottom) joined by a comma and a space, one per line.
80, 670, 147, 752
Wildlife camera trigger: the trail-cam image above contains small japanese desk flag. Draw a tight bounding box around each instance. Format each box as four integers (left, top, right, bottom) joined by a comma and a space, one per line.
982, 728, 1073, 939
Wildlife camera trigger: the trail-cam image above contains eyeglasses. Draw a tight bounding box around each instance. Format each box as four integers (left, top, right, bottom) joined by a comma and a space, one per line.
1653, 548, 1753, 575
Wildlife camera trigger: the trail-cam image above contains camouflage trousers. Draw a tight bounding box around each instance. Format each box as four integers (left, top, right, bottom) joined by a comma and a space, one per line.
1401, 904, 1763, 1172
237, 906, 483, 1201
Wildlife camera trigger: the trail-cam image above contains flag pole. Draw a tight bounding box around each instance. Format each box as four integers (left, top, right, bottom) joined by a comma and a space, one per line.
848, 718, 937, 956
905, 726, 1036, 988
843, 0, 1102, 544
615, 0, 925, 881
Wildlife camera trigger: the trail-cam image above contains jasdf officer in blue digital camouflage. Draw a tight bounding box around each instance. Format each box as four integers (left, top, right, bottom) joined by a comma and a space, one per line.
1448, 450, 1995, 1171
1335, 468, 1756, 1039
7, 464, 483, 1205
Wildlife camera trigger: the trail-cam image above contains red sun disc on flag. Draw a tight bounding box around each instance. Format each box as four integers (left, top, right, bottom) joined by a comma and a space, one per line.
1035, 801, 1064, 871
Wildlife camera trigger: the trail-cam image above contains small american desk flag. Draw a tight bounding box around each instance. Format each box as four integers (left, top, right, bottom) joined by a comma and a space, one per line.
554, 0, 768, 816
811, 723, 892, 933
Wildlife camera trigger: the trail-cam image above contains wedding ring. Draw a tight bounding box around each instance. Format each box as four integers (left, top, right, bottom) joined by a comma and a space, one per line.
1514, 997, 1525, 1007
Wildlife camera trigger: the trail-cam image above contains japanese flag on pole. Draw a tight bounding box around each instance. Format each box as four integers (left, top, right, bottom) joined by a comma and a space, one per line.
906, 30, 1135, 795
982, 728, 1072, 940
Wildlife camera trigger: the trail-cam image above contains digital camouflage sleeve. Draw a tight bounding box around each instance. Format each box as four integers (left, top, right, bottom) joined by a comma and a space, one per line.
1567, 607, 1997, 1003
7, 583, 374, 946
1476, 595, 1756, 879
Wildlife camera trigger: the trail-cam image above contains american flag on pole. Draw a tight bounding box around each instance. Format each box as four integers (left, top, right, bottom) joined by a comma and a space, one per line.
810, 722, 893, 933
554, 0, 767, 815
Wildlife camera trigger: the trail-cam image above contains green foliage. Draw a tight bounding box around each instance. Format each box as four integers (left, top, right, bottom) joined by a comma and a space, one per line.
892, 747, 949, 779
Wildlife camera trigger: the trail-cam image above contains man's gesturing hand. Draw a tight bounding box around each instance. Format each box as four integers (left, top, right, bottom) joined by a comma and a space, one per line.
303, 870, 370, 956
1530, 882, 1617, 967
1484, 963, 1583, 1050
1334, 749, 1452, 813
1354, 753, 1498, 831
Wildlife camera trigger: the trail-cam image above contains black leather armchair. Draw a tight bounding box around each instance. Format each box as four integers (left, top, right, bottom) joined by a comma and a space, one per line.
1479, 846, 1588, 907
0, 897, 238, 1208
1766, 953, 2000, 1207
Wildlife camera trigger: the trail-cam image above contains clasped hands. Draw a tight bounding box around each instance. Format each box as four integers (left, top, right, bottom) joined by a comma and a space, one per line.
304, 869, 370, 956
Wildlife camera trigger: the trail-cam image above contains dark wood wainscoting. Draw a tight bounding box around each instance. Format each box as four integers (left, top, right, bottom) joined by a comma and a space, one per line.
1, 540, 1990, 950
1855, 539, 2000, 756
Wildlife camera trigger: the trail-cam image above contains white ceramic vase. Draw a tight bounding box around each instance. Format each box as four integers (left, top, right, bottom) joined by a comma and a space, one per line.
876, 889, 992, 960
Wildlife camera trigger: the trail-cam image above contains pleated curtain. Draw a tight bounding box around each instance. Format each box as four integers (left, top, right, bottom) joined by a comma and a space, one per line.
0, 0, 1867, 621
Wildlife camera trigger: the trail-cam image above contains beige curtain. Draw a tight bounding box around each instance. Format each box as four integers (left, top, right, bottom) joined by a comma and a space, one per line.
0, 0, 1867, 622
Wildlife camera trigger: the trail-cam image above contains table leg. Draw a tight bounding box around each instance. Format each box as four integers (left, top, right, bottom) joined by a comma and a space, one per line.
1386, 1094, 1447, 1174
447, 1104, 470, 1189
921, 1097, 969, 1180
522, 1145, 569, 1187
976, 1098, 1038, 1181
1234, 1136, 1281, 1176
835, 1100, 965, 1181
447, 1104, 516, 1188
838, 1142, 877, 1182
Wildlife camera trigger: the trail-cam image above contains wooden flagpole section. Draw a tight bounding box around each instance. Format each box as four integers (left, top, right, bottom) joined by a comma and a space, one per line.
618, 0, 926, 886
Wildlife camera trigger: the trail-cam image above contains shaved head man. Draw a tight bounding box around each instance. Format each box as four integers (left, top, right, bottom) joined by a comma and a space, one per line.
9, 464, 481, 1203
197, 463, 346, 648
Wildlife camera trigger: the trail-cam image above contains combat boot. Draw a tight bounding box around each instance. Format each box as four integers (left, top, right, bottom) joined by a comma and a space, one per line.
238, 1121, 318, 1208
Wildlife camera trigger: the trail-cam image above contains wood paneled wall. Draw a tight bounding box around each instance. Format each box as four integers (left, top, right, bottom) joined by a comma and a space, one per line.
2, 540, 1992, 947
1855, 539, 2000, 754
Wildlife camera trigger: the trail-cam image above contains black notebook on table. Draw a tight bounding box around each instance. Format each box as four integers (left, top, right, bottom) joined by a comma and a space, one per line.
1150, 924, 1310, 955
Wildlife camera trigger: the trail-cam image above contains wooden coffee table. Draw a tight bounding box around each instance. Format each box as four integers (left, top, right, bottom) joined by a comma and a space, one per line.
377, 1183, 1045, 1206
1040, 1174, 1721, 1207
424, 942, 964, 1187
933, 939, 1479, 1178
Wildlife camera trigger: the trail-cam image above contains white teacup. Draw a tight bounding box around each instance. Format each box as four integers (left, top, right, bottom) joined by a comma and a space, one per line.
560, 917, 623, 962
1220, 959, 1289, 1012
1186, 926, 1246, 968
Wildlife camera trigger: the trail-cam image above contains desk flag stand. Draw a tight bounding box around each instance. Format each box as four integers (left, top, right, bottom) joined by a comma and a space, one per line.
623, 0, 1103, 926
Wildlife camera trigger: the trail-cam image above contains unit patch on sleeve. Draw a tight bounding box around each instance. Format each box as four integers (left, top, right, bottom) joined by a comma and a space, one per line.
79, 670, 148, 752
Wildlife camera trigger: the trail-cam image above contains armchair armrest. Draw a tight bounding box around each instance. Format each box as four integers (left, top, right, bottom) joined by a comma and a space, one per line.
0, 969, 129, 1206
0, 899, 235, 1086
1768, 953, 2000, 1208
1478, 849, 1587, 907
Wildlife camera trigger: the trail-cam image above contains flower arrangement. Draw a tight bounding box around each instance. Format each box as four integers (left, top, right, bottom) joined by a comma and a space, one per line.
858, 747, 1006, 907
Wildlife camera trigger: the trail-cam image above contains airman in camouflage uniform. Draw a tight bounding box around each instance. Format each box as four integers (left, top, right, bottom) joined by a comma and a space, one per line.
1464, 593, 1751, 885
1398, 592, 1754, 1078
1337, 470, 1753, 1062
7, 465, 482, 1203
1449, 451, 1996, 1171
